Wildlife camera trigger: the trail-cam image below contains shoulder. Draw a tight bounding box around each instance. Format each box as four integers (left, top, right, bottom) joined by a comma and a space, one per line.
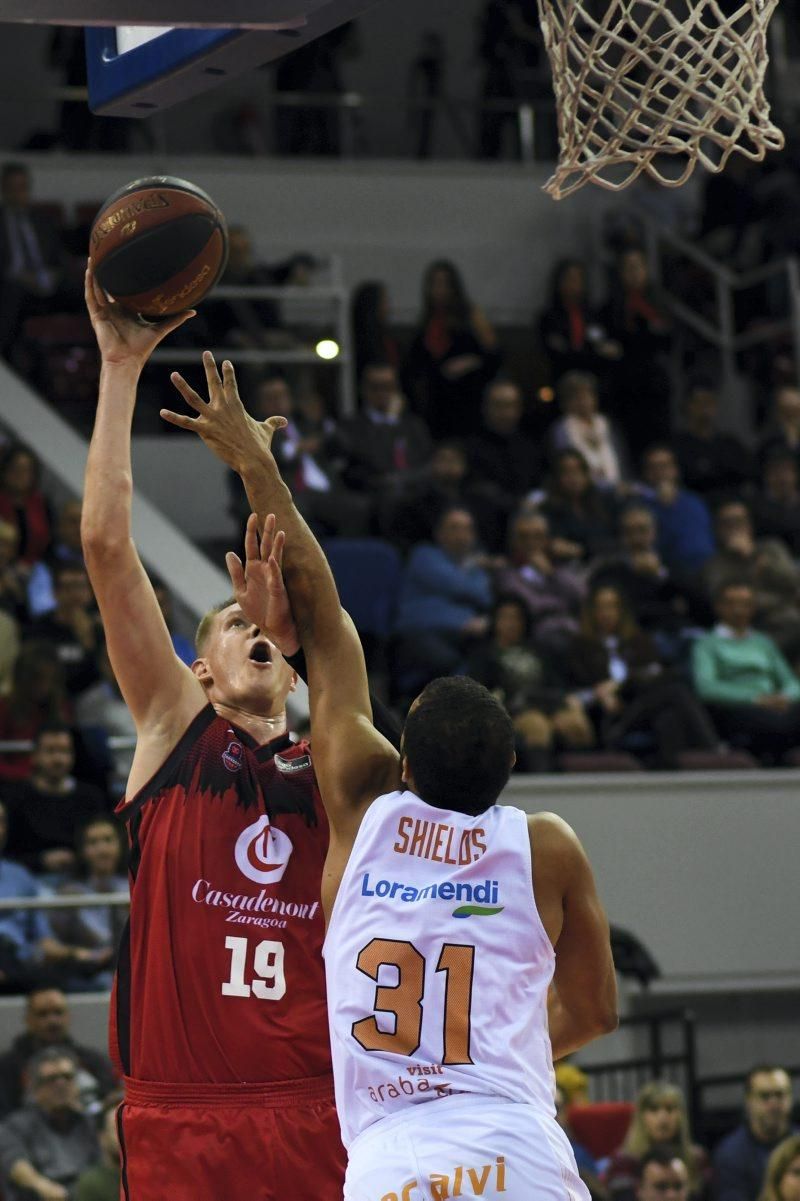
528, 810, 581, 862
713, 1125, 749, 1160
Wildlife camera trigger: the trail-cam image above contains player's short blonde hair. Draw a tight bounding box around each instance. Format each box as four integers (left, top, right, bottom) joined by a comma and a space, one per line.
195, 598, 236, 657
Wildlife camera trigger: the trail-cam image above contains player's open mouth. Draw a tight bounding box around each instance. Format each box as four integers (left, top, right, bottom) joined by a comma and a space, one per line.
249, 642, 272, 665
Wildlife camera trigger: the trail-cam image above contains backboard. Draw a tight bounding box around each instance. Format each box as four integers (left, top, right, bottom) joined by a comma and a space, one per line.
0, 0, 382, 117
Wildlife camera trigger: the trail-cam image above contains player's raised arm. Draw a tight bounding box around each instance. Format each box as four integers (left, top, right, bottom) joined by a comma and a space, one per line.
81, 267, 205, 746
529, 812, 618, 1060
163, 355, 400, 830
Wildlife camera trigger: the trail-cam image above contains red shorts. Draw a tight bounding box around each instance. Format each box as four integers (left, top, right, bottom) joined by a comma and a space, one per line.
118, 1074, 346, 1201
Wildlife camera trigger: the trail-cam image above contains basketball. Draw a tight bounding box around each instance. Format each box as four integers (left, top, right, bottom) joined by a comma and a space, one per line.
89, 176, 228, 319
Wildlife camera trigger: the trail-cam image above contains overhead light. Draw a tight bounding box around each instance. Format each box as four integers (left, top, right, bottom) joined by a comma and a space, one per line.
315, 339, 340, 360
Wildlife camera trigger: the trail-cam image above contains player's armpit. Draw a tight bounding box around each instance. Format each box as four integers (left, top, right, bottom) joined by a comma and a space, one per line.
306, 609, 400, 833
530, 813, 618, 1059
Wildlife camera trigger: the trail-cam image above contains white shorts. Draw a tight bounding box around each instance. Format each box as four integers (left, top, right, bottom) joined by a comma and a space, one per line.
343, 1094, 590, 1201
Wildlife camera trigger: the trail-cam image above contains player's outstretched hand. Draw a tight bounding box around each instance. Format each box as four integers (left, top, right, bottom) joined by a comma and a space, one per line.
226, 513, 300, 657
85, 264, 195, 370
162, 351, 286, 472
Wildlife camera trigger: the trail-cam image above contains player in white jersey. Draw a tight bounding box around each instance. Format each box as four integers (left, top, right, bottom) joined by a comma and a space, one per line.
164, 356, 619, 1201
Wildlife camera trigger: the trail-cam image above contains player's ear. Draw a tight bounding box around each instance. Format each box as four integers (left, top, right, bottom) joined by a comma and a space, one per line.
191, 657, 213, 688
288, 669, 298, 694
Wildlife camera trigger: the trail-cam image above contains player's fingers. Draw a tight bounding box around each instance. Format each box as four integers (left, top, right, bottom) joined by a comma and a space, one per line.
262, 416, 288, 441
225, 551, 246, 593
159, 408, 197, 431
259, 513, 276, 561
221, 359, 241, 403
202, 350, 223, 398
169, 373, 206, 412
271, 528, 286, 570
244, 513, 260, 563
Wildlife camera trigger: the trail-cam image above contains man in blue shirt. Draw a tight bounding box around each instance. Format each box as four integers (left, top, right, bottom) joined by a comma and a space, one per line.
714, 1065, 797, 1201
640, 444, 715, 574
0, 799, 49, 992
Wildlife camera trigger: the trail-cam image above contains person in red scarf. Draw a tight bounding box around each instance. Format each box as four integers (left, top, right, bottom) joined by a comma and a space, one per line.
537, 258, 621, 385
601, 247, 673, 459
403, 259, 501, 439
0, 444, 53, 568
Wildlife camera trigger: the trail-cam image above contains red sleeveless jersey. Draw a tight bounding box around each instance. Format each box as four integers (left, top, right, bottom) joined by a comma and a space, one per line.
110, 705, 331, 1085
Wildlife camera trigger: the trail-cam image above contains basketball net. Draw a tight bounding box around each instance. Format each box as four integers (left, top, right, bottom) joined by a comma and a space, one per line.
537, 0, 785, 199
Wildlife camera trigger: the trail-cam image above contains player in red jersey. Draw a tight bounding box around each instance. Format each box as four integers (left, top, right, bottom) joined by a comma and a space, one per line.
81, 267, 387, 1201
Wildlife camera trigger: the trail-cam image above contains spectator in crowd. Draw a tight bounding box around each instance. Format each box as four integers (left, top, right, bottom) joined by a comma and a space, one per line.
0, 799, 50, 993
495, 510, 584, 652
465, 595, 594, 771
760, 385, 800, 470
0, 163, 70, 361
590, 504, 702, 644
351, 281, 400, 385
0, 520, 22, 697
537, 449, 618, 564
28, 500, 84, 620
0, 1046, 98, 1201
394, 505, 493, 695
201, 224, 284, 350
692, 583, 800, 761
600, 247, 673, 456
25, 564, 101, 699
75, 1095, 121, 1201
149, 577, 194, 667
386, 438, 508, 553
73, 640, 135, 791
403, 259, 501, 438
637, 1150, 692, 1201
0, 644, 70, 782
0, 444, 52, 568
467, 378, 542, 504
606, 1081, 710, 1201
704, 500, 800, 663
537, 258, 621, 383
752, 450, 800, 559
639, 445, 715, 574
672, 382, 753, 503
0, 988, 115, 1118
760, 1134, 800, 1201
714, 1066, 796, 1201
566, 585, 718, 768
341, 362, 432, 497
548, 370, 627, 488
5, 724, 106, 875
554, 1085, 600, 1179
48, 817, 128, 992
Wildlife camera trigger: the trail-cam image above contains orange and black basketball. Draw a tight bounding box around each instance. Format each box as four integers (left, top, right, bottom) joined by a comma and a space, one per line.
89, 176, 228, 319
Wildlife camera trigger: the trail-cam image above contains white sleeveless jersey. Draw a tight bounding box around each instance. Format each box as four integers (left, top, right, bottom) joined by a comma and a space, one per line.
323, 789, 557, 1148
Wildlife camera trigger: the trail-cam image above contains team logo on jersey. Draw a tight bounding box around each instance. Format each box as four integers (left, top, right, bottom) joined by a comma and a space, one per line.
222, 740, 244, 772
235, 815, 293, 884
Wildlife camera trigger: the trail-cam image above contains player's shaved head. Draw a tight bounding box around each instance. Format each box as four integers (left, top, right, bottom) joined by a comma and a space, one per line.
195, 598, 236, 656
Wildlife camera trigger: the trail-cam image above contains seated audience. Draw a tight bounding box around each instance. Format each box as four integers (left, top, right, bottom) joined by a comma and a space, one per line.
0, 519, 28, 624
0, 443, 52, 567
48, 817, 128, 993
394, 505, 493, 695
537, 449, 618, 563
0, 644, 70, 782
639, 445, 715, 574
537, 257, 620, 383
467, 378, 542, 503
25, 563, 101, 699
0, 1047, 99, 1201
555, 1085, 600, 1178
673, 381, 753, 503
341, 363, 432, 498
403, 259, 500, 439
0, 799, 50, 993
714, 1066, 796, 1201
549, 370, 627, 487
692, 583, 800, 761
760, 384, 800, 471
351, 280, 400, 385
495, 510, 584, 652
385, 439, 508, 553
5, 724, 106, 875
590, 503, 703, 640
606, 1081, 710, 1201
74, 641, 136, 791
201, 224, 284, 349
465, 595, 594, 771
705, 500, 800, 663
760, 1134, 800, 1201
752, 450, 800, 559
28, 499, 84, 619
0, 988, 116, 1118
75, 1095, 121, 1201
637, 1150, 691, 1201
566, 585, 718, 768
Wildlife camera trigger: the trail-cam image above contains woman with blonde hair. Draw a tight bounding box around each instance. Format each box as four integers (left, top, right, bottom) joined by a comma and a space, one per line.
604, 1081, 710, 1201
761, 1134, 800, 1201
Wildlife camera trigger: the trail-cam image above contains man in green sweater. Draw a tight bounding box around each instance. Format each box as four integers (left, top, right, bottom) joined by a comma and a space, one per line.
692, 580, 800, 761
74, 1097, 119, 1201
